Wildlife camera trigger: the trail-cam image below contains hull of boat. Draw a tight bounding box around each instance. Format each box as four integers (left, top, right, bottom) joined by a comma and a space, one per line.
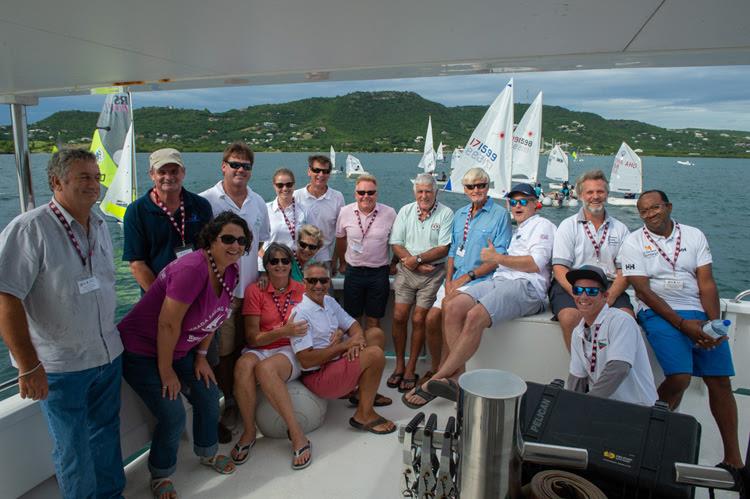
608, 197, 638, 206
345, 170, 369, 179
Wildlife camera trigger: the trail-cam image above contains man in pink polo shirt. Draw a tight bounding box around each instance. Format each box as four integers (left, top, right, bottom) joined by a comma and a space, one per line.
334, 175, 397, 329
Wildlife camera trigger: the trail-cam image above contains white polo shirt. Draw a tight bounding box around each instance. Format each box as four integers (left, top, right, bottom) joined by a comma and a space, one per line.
570, 305, 658, 407
266, 198, 306, 251
200, 181, 271, 298
290, 294, 356, 370
552, 209, 631, 279
294, 186, 345, 262
493, 214, 556, 301
619, 221, 711, 311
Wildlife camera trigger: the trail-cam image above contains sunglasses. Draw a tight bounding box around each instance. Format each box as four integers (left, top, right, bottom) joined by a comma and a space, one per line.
356, 190, 377, 196
310, 167, 331, 174
299, 241, 320, 251
572, 286, 602, 297
219, 234, 249, 246
275, 181, 295, 189
509, 198, 531, 207
269, 257, 291, 266
226, 161, 252, 171
304, 277, 330, 285
464, 183, 488, 190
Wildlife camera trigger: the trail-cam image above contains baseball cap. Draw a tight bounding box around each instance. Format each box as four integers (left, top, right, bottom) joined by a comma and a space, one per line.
566, 265, 609, 289
506, 183, 537, 199
149, 148, 184, 171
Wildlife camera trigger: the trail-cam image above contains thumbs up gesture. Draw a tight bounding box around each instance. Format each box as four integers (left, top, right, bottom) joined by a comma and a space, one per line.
480, 238, 498, 264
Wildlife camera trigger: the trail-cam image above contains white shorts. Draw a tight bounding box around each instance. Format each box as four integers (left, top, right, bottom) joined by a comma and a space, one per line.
241, 344, 302, 381
461, 277, 544, 326
431, 280, 479, 310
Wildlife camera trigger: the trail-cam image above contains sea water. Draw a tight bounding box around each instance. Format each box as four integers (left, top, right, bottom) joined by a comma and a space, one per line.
0, 152, 748, 389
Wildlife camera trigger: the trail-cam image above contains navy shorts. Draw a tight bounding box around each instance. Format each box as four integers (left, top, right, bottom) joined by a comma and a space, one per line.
548, 279, 633, 317
343, 265, 390, 319
637, 309, 735, 377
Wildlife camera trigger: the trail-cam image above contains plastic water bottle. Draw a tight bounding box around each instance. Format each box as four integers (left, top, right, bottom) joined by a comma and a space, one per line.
702, 319, 731, 339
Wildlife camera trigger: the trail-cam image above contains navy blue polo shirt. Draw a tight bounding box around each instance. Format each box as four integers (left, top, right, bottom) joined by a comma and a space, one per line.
123, 188, 213, 284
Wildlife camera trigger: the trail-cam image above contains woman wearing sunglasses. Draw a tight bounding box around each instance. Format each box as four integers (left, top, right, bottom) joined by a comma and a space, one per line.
233, 243, 312, 470
257, 224, 323, 286
264, 168, 306, 252
118, 211, 252, 498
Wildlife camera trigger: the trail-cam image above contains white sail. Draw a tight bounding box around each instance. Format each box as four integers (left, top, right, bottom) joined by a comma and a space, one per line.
345, 154, 368, 178
417, 116, 436, 174
610, 141, 642, 194
545, 145, 569, 182
447, 79, 513, 198
511, 92, 543, 183
100, 123, 134, 222
330, 145, 336, 170
436, 142, 444, 162
450, 148, 462, 171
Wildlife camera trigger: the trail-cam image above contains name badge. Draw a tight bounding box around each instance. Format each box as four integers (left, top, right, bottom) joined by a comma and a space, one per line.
77, 276, 100, 294
175, 245, 193, 258
456, 246, 466, 257
664, 279, 684, 290
350, 241, 363, 254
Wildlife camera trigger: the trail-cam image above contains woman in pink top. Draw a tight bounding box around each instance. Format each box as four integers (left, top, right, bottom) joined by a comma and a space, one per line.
118, 212, 251, 499
233, 243, 311, 469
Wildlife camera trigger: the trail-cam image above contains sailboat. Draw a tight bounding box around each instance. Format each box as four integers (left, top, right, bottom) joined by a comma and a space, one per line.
436, 142, 445, 162
417, 116, 436, 174
329, 145, 340, 174
90, 92, 137, 222
511, 91, 543, 185
446, 79, 513, 198
545, 144, 569, 190
345, 154, 369, 178
608, 141, 643, 206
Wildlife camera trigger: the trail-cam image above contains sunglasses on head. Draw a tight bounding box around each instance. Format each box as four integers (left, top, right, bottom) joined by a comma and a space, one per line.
464, 182, 488, 190
275, 181, 294, 189
310, 167, 331, 174
299, 241, 320, 251
572, 286, 602, 297
219, 234, 249, 246
509, 198, 531, 207
356, 190, 377, 196
269, 257, 291, 266
304, 277, 330, 285
226, 161, 252, 171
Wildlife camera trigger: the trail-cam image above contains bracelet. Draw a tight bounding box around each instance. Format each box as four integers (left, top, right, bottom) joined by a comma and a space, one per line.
196, 349, 208, 356
18, 361, 42, 378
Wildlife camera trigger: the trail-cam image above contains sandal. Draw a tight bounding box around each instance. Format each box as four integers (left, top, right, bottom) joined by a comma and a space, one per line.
715, 462, 746, 492
200, 454, 236, 475
230, 439, 256, 465
349, 416, 397, 435
348, 392, 393, 407
426, 378, 459, 402
398, 375, 419, 393
401, 386, 437, 409
386, 371, 404, 388
417, 370, 435, 386
292, 441, 313, 470
151, 478, 177, 499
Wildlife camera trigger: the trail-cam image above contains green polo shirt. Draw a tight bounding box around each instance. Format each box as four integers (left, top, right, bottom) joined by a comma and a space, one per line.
389, 201, 454, 263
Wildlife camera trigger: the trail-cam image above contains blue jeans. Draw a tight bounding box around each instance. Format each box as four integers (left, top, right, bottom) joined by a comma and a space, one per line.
40, 356, 125, 499
122, 350, 219, 478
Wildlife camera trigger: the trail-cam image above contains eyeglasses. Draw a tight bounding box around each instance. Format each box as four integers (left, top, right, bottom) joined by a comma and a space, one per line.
464, 183, 488, 190
226, 161, 253, 171
572, 286, 602, 297
275, 181, 294, 189
299, 241, 320, 251
356, 190, 377, 196
219, 234, 249, 246
269, 257, 291, 266
638, 203, 668, 216
509, 198, 531, 207
304, 277, 330, 285
310, 167, 331, 174
75, 173, 106, 182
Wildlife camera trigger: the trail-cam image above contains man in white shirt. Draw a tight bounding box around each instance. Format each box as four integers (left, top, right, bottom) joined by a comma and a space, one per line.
565, 265, 657, 406
293, 155, 344, 267
620, 189, 744, 476
551, 170, 634, 351
200, 142, 270, 441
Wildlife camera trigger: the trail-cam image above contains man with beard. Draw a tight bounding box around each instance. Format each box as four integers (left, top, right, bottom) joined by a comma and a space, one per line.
550, 170, 633, 351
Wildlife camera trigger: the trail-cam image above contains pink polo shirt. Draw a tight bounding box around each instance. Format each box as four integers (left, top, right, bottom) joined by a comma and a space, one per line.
336, 202, 397, 267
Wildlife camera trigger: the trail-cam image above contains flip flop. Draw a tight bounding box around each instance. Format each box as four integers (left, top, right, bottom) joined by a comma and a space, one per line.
426, 379, 459, 402
348, 392, 393, 407
398, 375, 419, 393
200, 454, 236, 475
230, 439, 256, 465
386, 372, 404, 388
151, 478, 177, 499
417, 370, 435, 386
401, 386, 437, 409
292, 441, 312, 470
349, 416, 397, 435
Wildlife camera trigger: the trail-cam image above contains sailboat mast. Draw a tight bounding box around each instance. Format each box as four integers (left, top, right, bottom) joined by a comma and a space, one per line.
127, 90, 137, 200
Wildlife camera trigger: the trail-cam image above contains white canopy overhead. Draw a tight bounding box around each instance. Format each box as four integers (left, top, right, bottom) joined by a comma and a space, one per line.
1, 0, 750, 99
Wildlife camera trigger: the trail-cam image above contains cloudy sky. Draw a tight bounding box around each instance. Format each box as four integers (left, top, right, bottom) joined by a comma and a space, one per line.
5, 65, 750, 132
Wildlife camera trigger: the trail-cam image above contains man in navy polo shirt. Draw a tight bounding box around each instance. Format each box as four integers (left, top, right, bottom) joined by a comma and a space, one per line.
123, 148, 213, 292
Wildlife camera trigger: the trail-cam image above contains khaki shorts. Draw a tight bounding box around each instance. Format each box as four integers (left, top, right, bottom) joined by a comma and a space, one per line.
218, 297, 245, 357
394, 263, 446, 310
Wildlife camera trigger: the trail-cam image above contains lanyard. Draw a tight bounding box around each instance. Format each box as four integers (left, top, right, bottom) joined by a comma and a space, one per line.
585, 324, 603, 374
48, 201, 91, 267
417, 202, 438, 222
461, 205, 476, 247
642, 223, 681, 272
582, 220, 609, 261
207, 250, 237, 297
279, 200, 297, 243
153, 189, 186, 246
355, 208, 378, 240
271, 289, 293, 324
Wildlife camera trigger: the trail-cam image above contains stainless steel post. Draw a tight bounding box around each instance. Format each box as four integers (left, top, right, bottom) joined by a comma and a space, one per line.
457, 369, 527, 499
6, 97, 38, 212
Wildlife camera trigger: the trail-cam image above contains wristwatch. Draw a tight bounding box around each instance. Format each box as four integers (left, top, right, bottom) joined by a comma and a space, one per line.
416, 255, 423, 264
467, 270, 476, 280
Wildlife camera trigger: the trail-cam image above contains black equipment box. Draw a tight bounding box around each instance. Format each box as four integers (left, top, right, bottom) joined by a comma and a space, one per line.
520, 380, 701, 499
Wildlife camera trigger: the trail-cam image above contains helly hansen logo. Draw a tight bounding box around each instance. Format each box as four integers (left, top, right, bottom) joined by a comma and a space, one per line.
625, 264, 636, 270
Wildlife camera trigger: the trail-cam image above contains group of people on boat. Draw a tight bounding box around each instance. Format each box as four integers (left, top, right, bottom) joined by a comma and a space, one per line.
0, 142, 746, 498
